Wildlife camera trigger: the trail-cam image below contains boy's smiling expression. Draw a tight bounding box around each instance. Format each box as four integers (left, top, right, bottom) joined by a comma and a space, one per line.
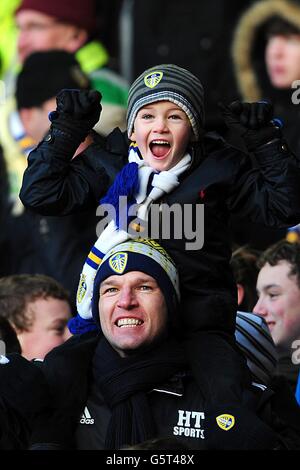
130, 101, 192, 171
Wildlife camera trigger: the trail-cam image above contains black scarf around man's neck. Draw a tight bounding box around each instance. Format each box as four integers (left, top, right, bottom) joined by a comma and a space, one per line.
92, 336, 186, 449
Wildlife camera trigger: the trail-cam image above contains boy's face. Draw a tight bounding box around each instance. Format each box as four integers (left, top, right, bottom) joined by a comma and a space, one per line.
265, 34, 300, 88
130, 101, 192, 171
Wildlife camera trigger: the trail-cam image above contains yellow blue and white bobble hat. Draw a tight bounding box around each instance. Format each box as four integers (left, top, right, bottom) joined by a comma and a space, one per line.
127, 64, 205, 141
91, 238, 180, 327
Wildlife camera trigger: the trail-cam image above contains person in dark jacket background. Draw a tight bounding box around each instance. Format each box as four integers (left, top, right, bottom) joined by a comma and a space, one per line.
19, 64, 300, 444
232, 0, 300, 156
230, 0, 300, 249
4, 50, 104, 308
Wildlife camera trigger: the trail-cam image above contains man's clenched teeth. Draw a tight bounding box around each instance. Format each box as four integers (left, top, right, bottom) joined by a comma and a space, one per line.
116, 318, 143, 327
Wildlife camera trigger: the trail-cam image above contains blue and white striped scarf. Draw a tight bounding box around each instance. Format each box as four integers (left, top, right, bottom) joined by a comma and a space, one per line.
68, 144, 191, 334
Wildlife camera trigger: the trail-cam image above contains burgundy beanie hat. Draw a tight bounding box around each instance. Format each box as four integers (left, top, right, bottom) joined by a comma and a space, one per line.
15, 0, 97, 33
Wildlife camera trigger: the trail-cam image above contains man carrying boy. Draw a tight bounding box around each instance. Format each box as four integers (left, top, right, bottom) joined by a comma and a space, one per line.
26, 239, 299, 450
20, 64, 300, 436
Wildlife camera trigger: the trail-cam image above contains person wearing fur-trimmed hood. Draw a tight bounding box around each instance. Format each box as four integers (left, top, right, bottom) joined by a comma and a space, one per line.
232, 0, 300, 156
230, 0, 300, 248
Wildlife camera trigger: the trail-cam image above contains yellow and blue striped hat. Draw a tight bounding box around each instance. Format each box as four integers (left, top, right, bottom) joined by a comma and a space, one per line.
91, 238, 180, 327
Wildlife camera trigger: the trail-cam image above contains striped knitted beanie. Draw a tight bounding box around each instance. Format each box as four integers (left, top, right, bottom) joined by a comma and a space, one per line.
235, 311, 278, 385
127, 64, 205, 141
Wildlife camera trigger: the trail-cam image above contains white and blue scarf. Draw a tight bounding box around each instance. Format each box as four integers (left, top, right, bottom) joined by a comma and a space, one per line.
69, 144, 192, 334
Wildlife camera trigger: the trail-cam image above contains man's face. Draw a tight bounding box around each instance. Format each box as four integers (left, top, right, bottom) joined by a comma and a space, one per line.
253, 260, 300, 348
265, 34, 300, 88
130, 101, 192, 172
99, 271, 168, 357
16, 10, 82, 63
17, 297, 72, 360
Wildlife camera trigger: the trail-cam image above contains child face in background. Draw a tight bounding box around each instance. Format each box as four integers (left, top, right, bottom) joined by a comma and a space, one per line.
130, 101, 192, 172
265, 34, 300, 88
17, 297, 72, 360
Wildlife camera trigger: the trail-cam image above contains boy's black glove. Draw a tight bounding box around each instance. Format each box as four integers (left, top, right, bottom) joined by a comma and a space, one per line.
220, 100, 282, 151
49, 89, 102, 142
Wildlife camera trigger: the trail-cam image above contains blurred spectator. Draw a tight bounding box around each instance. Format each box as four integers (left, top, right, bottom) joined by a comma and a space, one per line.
253, 240, 300, 399
229, 0, 300, 249
3, 51, 99, 306
0, 274, 71, 360
16, 50, 92, 146
230, 245, 260, 312
14, 0, 128, 134
0, 0, 128, 224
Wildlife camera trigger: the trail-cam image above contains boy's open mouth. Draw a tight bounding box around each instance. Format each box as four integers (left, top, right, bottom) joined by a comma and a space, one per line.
149, 140, 171, 158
